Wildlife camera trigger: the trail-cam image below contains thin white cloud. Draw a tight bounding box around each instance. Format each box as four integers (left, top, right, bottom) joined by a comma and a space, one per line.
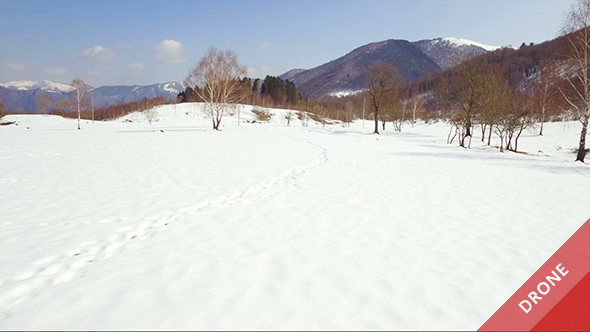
151, 39, 186, 64
258, 42, 271, 51
117, 43, 132, 49
6, 62, 27, 71
80, 45, 117, 61
247, 67, 257, 76
47, 67, 66, 74
87, 70, 102, 77
126, 62, 145, 76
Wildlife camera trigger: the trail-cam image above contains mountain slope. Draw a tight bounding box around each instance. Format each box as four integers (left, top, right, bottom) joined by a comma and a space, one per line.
414, 37, 498, 70
280, 69, 307, 82
281, 39, 441, 99
280, 37, 499, 99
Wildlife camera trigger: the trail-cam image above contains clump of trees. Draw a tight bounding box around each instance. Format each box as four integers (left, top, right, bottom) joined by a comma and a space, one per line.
180, 74, 304, 111
179, 63, 323, 128
434, 57, 539, 152
260, 76, 302, 107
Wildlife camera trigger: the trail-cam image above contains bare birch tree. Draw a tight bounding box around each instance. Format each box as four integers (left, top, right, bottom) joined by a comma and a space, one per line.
284, 109, 294, 126
534, 61, 558, 136
70, 78, 88, 130
410, 94, 423, 128
561, 0, 590, 162
343, 99, 354, 128
186, 48, 247, 130
144, 106, 158, 124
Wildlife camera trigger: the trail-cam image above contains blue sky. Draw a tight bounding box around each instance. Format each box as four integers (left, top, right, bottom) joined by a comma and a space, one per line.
0, 0, 575, 87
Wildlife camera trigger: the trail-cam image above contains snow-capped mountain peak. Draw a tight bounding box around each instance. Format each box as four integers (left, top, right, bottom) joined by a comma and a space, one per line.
0, 79, 75, 93
440, 37, 500, 52
40, 80, 76, 93
161, 81, 187, 95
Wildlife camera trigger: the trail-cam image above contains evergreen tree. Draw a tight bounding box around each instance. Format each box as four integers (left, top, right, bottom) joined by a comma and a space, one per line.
285, 80, 301, 105
252, 78, 260, 93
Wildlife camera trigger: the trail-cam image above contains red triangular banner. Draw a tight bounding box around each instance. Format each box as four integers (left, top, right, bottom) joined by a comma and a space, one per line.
531, 271, 590, 331
478, 218, 590, 331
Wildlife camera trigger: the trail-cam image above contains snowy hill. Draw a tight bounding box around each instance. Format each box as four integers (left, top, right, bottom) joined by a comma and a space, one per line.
0, 104, 588, 329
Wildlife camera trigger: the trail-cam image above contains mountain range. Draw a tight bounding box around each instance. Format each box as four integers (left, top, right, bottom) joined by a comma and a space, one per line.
0, 80, 186, 113
280, 37, 500, 98
1, 37, 499, 112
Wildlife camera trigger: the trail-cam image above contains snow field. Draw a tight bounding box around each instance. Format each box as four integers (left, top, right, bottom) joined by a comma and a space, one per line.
0, 104, 588, 329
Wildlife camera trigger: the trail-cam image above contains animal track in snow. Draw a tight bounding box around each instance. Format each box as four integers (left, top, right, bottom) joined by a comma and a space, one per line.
0, 130, 328, 319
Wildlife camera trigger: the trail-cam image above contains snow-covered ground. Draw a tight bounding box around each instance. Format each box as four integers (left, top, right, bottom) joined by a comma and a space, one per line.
0, 103, 588, 329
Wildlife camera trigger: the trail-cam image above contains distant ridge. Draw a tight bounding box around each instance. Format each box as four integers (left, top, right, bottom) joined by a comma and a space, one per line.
0, 80, 186, 112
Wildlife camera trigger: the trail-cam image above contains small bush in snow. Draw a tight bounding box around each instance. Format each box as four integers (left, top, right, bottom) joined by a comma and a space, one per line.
144, 107, 158, 125
297, 111, 309, 127
252, 107, 273, 122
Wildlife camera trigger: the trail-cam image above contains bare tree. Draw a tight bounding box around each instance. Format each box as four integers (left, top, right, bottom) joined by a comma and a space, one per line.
70, 78, 88, 130
53, 99, 72, 116
144, 106, 158, 124
379, 100, 394, 131
493, 91, 536, 152
297, 111, 309, 127
534, 61, 558, 136
561, 0, 590, 162
186, 47, 247, 130
33, 93, 52, 114
0, 101, 6, 120
391, 100, 405, 132
366, 63, 402, 134
410, 94, 424, 128
479, 64, 511, 146
343, 99, 354, 128
284, 109, 294, 126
